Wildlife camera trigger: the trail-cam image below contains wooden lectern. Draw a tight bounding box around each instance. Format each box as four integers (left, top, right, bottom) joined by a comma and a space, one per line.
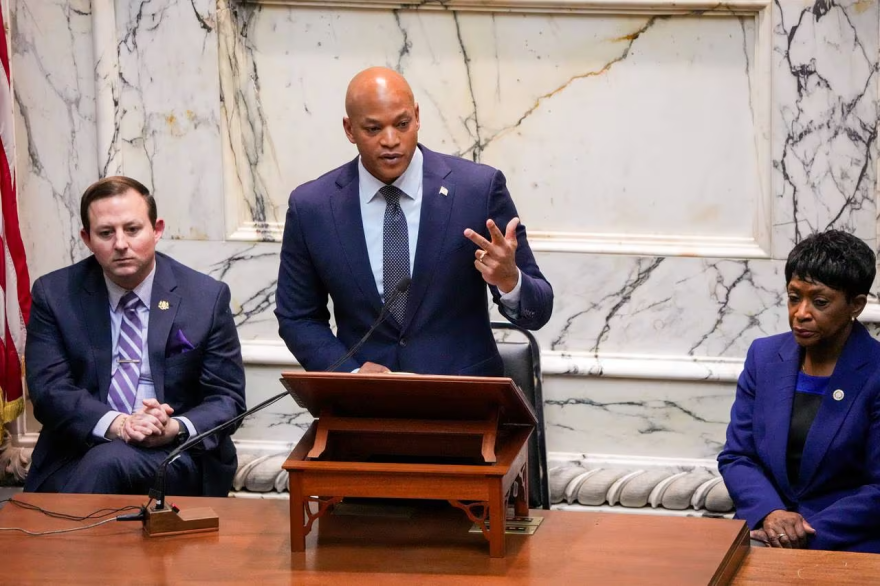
281, 372, 537, 558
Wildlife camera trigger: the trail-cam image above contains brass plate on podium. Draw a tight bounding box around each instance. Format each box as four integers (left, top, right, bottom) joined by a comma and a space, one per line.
470, 515, 544, 535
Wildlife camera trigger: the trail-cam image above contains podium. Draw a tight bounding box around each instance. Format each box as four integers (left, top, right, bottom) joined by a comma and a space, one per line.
281, 372, 537, 558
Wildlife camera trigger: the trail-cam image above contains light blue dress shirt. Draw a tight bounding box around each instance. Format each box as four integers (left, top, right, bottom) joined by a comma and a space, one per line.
357, 147, 522, 304
92, 264, 196, 440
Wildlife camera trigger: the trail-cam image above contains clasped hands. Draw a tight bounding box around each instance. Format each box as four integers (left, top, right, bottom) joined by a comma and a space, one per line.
111, 398, 179, 448
751, 509, 816, 548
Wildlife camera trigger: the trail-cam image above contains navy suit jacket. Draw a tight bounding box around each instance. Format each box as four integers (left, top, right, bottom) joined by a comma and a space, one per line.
718, 323, 880, 552
25, 252, 247, 495
275, 145, 553, 375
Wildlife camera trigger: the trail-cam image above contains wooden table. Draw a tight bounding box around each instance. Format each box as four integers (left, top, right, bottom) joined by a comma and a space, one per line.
4, 494, 875, 584
0, 493, 752, 585
732, 547, 880, 585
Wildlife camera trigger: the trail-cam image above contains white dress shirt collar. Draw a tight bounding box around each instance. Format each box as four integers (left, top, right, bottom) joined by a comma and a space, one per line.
104, 261, 157, 311
358, 146, 424, 204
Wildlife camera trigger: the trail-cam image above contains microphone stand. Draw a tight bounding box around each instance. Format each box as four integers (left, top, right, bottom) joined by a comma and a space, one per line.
143, 276, 412, 536
143, 391, 289, 536
325, 276, 411, 373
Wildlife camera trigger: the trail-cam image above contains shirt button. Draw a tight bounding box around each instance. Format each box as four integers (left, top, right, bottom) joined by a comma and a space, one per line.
399, 338, 407, 347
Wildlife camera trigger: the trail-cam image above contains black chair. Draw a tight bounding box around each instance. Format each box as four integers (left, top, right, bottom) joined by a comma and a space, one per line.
491, 321, 550, 510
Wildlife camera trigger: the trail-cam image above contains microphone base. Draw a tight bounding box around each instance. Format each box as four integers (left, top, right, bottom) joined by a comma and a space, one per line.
143, 504, 219, 537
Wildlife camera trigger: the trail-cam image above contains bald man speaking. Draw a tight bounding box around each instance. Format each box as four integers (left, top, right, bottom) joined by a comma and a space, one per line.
275, 67, 553, 375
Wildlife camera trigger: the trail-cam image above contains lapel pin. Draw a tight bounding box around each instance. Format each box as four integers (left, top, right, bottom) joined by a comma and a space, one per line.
158, 300, 170, 310
439, 186, 448, 196
833, 389, 845, 401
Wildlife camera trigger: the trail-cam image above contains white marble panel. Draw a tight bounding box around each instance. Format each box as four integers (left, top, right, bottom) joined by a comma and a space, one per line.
218, 5, 767, 253
234, 363, 311, 443
115, 0, 225, 241
160, 237, 791, 358
545, 375, 733, 459
11, 0, 97, 279
230, 362, 736, 456
771, 0, 879, 257
516, 253, 787, 357
9, 0, 880, 467
157, 240, 282, 341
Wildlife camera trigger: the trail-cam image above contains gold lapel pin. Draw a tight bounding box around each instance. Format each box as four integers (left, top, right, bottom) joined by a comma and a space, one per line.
833, 389, 845, 401
439, 186, 448, 196
158, 300, 170, 310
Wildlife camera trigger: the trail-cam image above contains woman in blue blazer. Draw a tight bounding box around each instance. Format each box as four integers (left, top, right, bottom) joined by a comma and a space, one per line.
719, 230, 880, 553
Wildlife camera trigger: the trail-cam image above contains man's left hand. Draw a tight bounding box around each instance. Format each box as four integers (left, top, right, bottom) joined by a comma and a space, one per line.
139, 398, 174, 425
123, 409, 180, 448
464, 217, 520, 293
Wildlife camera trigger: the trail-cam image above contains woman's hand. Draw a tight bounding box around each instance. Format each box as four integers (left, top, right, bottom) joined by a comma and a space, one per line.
749, 529, 769, 546
761, 510, 816, 548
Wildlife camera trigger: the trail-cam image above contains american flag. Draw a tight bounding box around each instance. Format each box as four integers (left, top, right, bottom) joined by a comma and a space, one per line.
0, 1, 30, 425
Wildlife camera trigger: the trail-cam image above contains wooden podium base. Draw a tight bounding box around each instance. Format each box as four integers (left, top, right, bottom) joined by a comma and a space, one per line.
283, 423, 532, 558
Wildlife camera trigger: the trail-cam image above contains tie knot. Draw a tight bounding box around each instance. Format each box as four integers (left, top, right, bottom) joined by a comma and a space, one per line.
120, 292, 140, 312
380, 185, 404, 206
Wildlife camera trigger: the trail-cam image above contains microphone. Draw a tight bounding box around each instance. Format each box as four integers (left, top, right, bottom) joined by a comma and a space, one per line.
146, 276, 413, 520
325, 276, 412, 373
148, 390, 290, 513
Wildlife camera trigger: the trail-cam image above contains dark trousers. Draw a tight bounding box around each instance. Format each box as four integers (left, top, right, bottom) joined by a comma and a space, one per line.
25, 440, 200, 496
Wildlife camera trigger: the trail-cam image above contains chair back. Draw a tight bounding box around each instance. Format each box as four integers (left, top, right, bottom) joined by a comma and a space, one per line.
492, 321, 550, 510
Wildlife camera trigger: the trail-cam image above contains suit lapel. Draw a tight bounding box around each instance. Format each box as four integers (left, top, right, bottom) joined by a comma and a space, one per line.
764, 335, 801, 495
798, 323, 874, 488
403, 146, 454, 332
147, 254, 181, 404
80, 260, 112, 403
331, 160, 383, 316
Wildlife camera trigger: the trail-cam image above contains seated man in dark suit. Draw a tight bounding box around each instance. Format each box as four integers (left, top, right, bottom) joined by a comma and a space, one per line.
24, 176, 246, 495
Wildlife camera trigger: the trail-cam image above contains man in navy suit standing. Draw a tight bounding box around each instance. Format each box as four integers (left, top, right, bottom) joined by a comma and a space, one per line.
276, 67, 553, 375
24, 176, 246, 495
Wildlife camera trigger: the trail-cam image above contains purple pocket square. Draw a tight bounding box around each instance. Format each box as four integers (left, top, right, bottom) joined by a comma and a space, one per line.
168, 328, 196, 356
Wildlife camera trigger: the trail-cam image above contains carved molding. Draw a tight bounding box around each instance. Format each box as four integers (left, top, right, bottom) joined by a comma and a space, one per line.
229, 224, 772, 259
0, 434, 735, 516
0, 432, 31, 485
549, 460, 733, 513
243, 0, 768, 16
225, 0, 774, 260
241, 339, 746, 382
229, 444, 735, 514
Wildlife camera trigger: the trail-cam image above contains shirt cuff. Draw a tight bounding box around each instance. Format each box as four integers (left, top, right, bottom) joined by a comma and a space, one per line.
499, 269, 523, 310
93, 411, 124, 440
174, 416, 197, 438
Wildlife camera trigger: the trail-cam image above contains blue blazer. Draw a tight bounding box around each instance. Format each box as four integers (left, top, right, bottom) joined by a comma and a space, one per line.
275, 145, 553, 375
24, 252, 247, 495
718, 323, 880, 552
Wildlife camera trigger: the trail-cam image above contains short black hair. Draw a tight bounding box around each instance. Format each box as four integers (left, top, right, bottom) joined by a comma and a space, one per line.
785, 230, 876, 300
80, 176, 156, 233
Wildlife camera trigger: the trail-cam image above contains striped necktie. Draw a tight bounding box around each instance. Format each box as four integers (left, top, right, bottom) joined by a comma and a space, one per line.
107, 292, 144, 414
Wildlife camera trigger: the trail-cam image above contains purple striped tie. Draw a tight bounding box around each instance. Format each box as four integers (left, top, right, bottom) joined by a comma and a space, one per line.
107, 292, 144, 414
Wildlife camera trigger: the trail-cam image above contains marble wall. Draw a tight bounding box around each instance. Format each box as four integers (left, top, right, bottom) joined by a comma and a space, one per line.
9, 0, 880, 470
